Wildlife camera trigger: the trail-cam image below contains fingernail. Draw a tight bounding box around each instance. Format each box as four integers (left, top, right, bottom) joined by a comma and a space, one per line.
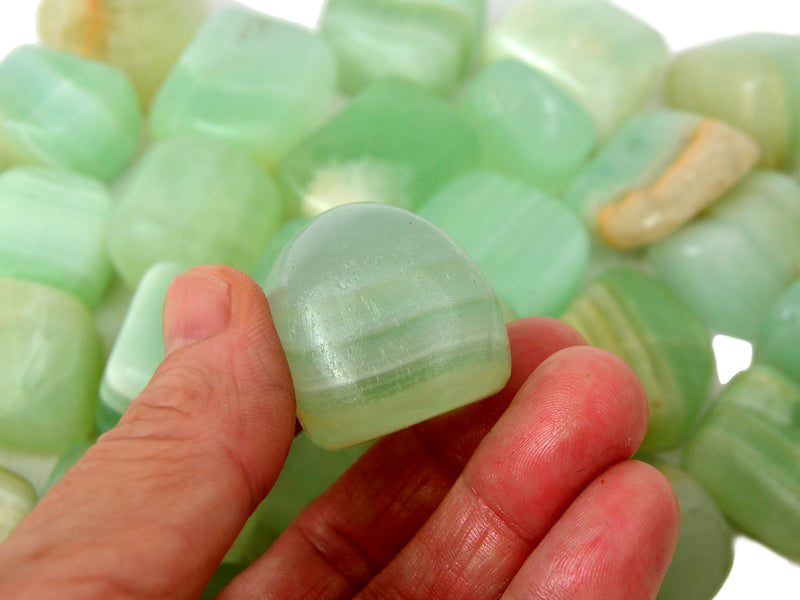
164, 268, 232, 354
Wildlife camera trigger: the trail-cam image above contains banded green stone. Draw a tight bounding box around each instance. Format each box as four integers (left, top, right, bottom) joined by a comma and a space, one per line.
0, 466, 37, 544
755, 279, 800, 388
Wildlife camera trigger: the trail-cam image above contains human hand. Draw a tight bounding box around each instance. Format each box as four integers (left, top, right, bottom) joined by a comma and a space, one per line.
0, 265, 679, 599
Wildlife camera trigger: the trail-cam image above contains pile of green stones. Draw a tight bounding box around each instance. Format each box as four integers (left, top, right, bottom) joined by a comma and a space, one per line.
1, 0, 799, 597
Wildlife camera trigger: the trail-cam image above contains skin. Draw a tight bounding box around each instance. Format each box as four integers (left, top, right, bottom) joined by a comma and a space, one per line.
0, 265, 679, 599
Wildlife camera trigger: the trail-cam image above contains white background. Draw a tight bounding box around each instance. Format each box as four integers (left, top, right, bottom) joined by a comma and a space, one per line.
0, 1, 798, 598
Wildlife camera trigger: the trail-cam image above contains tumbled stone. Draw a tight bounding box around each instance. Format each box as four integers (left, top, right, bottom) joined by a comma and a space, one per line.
755, 279, 800, 388
0, 466, 37, 543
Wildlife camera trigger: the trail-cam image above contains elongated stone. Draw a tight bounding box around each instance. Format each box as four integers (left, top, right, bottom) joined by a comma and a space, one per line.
0, 466, 37, 543
683, 365, 800, 561
417, 171, 589, 318
564, 109, 760, 249
482, 0, 669, 138
0, 45, 141, 182
108, 137, 283, 288
561, 268, 715, 452
150, 5, 337, 168
456, 59, 597, 193
755, 279, 800, 387
265, 203, 510, 449
647, 171, 800, 340
276, 77, 480, 217
250, 217, 311, 289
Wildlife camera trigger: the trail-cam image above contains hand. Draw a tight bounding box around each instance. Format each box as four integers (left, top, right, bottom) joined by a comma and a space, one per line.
0, 265, 679, 600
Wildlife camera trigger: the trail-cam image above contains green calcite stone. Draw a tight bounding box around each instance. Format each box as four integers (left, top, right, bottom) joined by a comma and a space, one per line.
0, 45, 141, 182
418, 171, 589, 318
755, 279, 800, 388
0, 466, 37, 544
481, 0, 669, 138
265, 203, 510, 449
108, 137, 283, 289
149, 5, 337, 168
319, 0, 485, 96
0, 167, 113, 308
666, 34, 800, 176
647, 171, 800, 340
561, 268, 715, 452
683, 365, 800, 561
250, 217, 311, 289
275, 77, 480, 217
42, 440, 93, 495
456, 59, 597, 193
0, 450, 60, 496
0, 278, 102, 453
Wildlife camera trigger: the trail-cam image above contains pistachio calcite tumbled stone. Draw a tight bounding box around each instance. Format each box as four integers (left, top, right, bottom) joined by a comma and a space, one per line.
265, 203, 511, 449
0, 45, 141, 182
250, 217, 311, 289
0, 466, 37, 544
755, 279, 800, 387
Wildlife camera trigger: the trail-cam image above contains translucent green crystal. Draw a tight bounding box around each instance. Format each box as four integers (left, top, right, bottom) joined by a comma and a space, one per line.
149, 5, 337, 168
755, 279, 800, 388
250, 217, 311, 289
418, 171, 589, 318
0, 466, 37, 544
265, 203, 510, 449
0, 45, 141, 182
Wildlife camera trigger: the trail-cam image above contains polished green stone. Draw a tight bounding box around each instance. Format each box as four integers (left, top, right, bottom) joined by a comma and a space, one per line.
481, 0, 669, 138
0, 45, 141, 182
0, 450, 59, 496
275, 77, 480, 217
0, 279, 102, 453
0, 466, 37, 543
250, 217, 311, 289
562, 268, 715, 452
149, 5, 337, 168
417, 171, 589, 318
755, 279, 800, 387
92, 278, 134, 358
265, 203, 510, 449
683, 365, 800, 561
319, 0, 485, 96
108, 137, 283, 288
456, 59, 597, 193
647, 171, 800, 340
42, 440, 93, 495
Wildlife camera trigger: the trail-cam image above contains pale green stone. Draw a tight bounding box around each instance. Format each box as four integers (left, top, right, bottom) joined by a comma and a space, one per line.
265, 203, 510, 449
150, 5, 337, 168
418, 171, 589, 318
0, 45, 142, 182
0, 450, 59, 497
456, 59, 597, 193
250, 217, 311, 289
482, 0, 669, 138
755, 279, 800, 387
0, 466, 37, 543
276, 78, 480, 217
92, 278, 134, 358
319, 0, 485, 96
647, 171, 800, 340
108, 137, 283, 289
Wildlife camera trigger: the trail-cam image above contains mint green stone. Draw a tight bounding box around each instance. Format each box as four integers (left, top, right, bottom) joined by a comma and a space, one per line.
319, 0, 485, 96
0, 279, 102, 453
42, 440, 93, 495
250, 217, 311, 289
0, 466, 37, 543
276, 78, 480, 217
92, 278, 134, 358
0, 167, 113, 308
456, 59, 597, 193
562, 268, 715, 452
647, 171, 800, 340
418, 171, 589, 318
482, 0, 669, 138
149, 5, 337, 168
755, 279, 800, 388
0, 45, 141, 182
265, 203, 510, 449
683, 365, 800, 561
108, 137, 283, 289
0, 450, 60, 496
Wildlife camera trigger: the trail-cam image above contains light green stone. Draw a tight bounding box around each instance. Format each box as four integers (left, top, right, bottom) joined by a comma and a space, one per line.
562, 268, 715, 452
481, 0, 669, 138
265, 203, 510, 449
647, 171, 800, 340
0, 278, 102, 453
250, 217, 311, 289
0, 466, 37, 544
755, 279, 800, 388
149, 5, 337, 168
108, 137, 283, 289
275, 77, 480, 217
319, 0, 485, 96
417, 171, 589, 318
0, 45, 141, 182
0, 450, 60, 496
456, 59, 597, 193
92, 278, 134, 358
683, 365, 800, 561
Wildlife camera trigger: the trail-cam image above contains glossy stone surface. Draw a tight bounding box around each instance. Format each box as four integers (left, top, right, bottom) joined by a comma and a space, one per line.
456, 59, 597, 193
265, 203, 510, 449
648, 171, 800, 340
755, 279, 800, 387
418, 171, 589, 318
108, 137, 283, 288
683, 365, 800, 561
276, 78, 479, 217
250, 217, 311, 289
150, 5, 337, 168
562, 268, 715, 452
482, 0, 669, 138
564, 109, 760, 249
0, 45, 141, 182
0, 466, 37, 543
